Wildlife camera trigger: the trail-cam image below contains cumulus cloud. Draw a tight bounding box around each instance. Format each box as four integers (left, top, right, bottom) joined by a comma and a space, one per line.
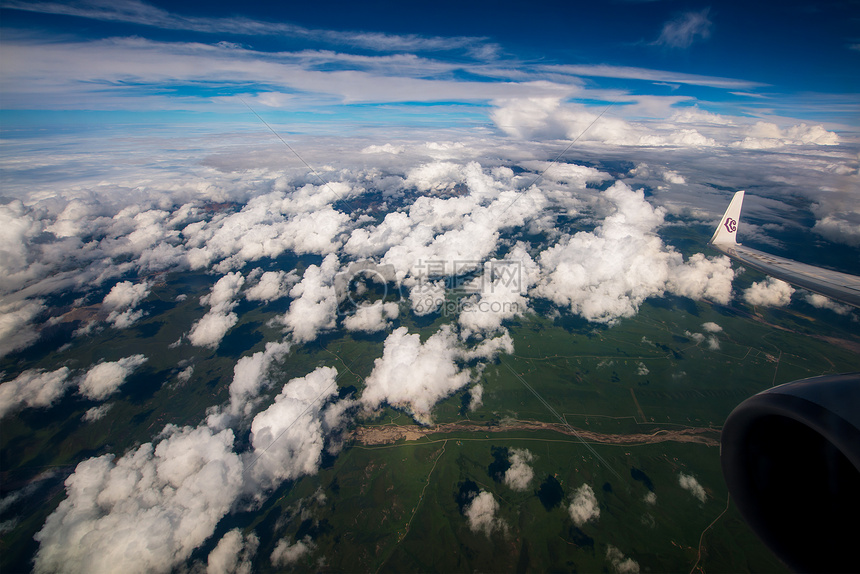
82, 403, 113, 422
103, 280, 150, 310
503, 448, 535, 491
244, 270, 298, 303
343, 301, 399, 332
409, 280, 446, 316
188, 272, 245, 348
743, 277, 794, 307
34, 425, 245, 574
733, 122, 839, 149
568, 483, 600, 526
665, 253, 735, 305
0, 298, 45, 357
103, 280, 151, 328
491, 98, 715, 147
458, 244, 539, 338
271, 538, 312, 567
463, 490, 504, 536
206, 341, 292, 430
0, 367, 71, 419
812, 212, 860, 247
701, 321, 722, 333
36, 356, 350, 574
662, 170, 686, 184
207, 529, 258, 574
279, 254, 340, 344
360, 325, 471, 424
78, 354, 148, 401
679, 472, 707, 503
0, 200, 45, 294
534, 182, 735, 324
245, 366, 346, 495
346, 162, 546, 296
644, 492, 657, 505
804, 292, 854, 316
637, 362, 650, 376
606, 545, 641, 574
185, 191, 351, 271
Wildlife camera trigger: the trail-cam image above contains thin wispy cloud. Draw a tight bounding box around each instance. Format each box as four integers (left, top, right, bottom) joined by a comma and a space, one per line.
654, 8, 713, 49
544, 64, 765, 90
0, 0, 500, 57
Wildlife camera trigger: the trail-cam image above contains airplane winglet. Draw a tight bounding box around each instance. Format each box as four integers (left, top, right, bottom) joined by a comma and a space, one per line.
710, 190, 745, 246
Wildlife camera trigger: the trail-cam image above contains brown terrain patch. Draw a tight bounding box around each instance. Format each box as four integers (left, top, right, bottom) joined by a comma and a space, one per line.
349, 420, 720, 447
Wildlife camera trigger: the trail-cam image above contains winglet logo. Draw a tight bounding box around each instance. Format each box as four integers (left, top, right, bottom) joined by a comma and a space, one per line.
724, 217, 737, 234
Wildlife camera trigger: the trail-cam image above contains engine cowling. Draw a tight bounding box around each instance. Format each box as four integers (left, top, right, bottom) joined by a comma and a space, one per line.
721, 373, 860, 573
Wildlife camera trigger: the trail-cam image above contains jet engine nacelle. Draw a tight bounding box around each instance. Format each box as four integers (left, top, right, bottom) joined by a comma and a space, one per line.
721, 373, 860, 573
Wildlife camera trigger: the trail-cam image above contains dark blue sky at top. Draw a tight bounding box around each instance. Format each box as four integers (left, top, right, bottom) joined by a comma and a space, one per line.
1, 0, 858, 132
126, 1, 858, 89
4, 0, 859, 93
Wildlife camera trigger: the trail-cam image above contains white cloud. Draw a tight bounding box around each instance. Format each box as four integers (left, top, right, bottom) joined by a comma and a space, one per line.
188, 272, 245, 348
458, 244, 539, 338
409, 280, 446, 316
666, 253, 736, 305
0, 298, 45, 357
82, 403, 113, 422
244, 270, 298, 303
804, 292, 854, 316
4, 0, 496, 57
103, 280, 150, 309
361, 143, 404, 154
103, 280, 151, 328
463, 490, 503, 536
0, 201, 45, 294
343, 301, 399, 333
279, 254, 340, 344
662, 170, 686, 185
186, 192, 351, 272
644, 492, 657, 505
468, 383, 483, 411
743, 277, 794, 307
206, 341, 292, 430
636, 362, 650, 376
176, 366, 194, 384
78, 354, 148, 401
568, 483, 600, 526
491, 98, 716, 147
701, 321, 722, 333
686, 331, 706, 344
245, 366, 345, 495
271, 538, 312, 567
360, 325, 471, 424
534, 182, 735, 324
0, 367, 71, 419
706, 335, 720, 351
678, 472, 707, 503
503, 448, 535, 491
812, 213, 860, 247
654, 9, 712, 49
207, 529, 258, 574
34, 424, 245, 574
606, 545, 640, 574
732, 122, 839, 149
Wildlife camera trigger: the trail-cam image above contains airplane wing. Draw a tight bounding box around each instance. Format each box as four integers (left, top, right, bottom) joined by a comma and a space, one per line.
709, 190, 860, 309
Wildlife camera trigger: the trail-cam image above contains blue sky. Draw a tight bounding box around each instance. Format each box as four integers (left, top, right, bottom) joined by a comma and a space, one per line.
2, 0, 858, 133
